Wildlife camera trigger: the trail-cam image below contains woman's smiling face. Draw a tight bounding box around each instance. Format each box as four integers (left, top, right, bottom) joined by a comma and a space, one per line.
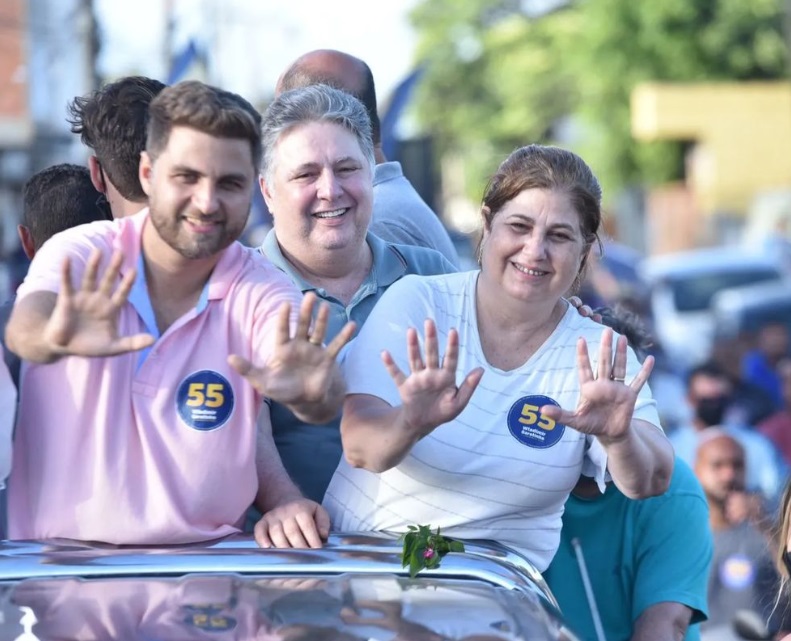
479, 188, 587, 304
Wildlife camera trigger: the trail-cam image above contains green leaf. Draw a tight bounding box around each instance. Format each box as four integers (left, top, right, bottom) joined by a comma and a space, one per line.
449, 540, 466, 553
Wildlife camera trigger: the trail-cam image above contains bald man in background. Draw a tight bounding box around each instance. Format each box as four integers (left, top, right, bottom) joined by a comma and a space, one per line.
694, 431, 780, 638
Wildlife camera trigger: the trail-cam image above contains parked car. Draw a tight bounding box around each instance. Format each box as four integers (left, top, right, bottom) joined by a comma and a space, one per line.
640, 248, 785, 371
712, 281, 791, 341
0, 534, 577, 640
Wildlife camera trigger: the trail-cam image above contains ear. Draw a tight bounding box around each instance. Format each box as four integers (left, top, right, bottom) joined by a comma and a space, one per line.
17, 225, 35, 260
481, 206, 493, 237
88, 156, 105, 193
259, 175, 276, 215
139, 151, 154, 197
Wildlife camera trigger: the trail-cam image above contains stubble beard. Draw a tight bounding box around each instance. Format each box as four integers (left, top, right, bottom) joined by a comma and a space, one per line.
150, 204, 249, 261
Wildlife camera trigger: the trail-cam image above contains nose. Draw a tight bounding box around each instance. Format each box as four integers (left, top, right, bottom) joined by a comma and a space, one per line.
316, 169, 343, 201
521, 232, 548, 260
192, 180, 219, 214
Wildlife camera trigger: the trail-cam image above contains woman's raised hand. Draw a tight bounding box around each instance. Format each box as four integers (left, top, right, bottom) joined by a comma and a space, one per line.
539, 327, 654, 442
382, 319, 484, 437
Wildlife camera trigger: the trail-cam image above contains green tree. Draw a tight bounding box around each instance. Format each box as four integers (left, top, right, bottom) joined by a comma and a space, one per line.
410, 0, 788, 197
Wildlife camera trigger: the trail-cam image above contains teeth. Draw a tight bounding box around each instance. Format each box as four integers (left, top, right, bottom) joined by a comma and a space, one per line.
513, 263, 546, 276
314, 208, 346, 219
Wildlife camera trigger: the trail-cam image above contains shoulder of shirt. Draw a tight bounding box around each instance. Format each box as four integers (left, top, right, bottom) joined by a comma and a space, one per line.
238, 244, 289, 275
386, 242, 456, 275
39, 218, 119, 252
381, 270, 472, 301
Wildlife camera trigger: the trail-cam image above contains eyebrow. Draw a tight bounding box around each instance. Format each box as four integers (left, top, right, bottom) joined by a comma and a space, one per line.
171, 164, 248, 182
290, 156, 362, 174
507, 213, 578, 232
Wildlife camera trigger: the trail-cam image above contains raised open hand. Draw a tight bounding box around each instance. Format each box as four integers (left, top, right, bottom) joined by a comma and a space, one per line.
539, 327, 654, 442
43, 249, 155, 358
383, 319, 484, 437
228, 292, 355, 407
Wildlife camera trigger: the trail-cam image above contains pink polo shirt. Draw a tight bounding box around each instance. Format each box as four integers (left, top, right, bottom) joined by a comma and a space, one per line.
8, 209, 303, 544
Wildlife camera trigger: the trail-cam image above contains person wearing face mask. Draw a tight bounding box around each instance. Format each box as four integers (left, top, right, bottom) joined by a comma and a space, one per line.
670, 362, 787, 504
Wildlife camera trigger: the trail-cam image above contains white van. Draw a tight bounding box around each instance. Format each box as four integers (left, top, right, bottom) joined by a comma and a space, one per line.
640, 247, 784, 371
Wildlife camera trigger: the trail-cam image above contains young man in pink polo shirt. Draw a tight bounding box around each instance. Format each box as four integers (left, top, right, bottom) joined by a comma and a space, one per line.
5, 81, 351, 545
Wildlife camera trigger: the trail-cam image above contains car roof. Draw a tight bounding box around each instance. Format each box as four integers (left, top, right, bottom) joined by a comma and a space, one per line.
640, 246, 781, 281
0, 535, 573, 641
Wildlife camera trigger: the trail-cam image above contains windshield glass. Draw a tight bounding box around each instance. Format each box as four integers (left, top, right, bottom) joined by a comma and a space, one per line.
669, 268, 780, 312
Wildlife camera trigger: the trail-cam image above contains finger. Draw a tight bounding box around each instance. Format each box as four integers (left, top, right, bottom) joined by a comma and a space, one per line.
539, 404, 574, 426
254, 519, 273, 548
406, 327, 424, 372
381, 350, 407, 387
294, 511, 323, 549
596, 328, 613, 381
81, 249, 102, 291
264, 519, 290, 549
568, 296, 582, 309
579, 304, 592, 318
228, 354, 254, 377
424, 319, 440, 369
110, 265, 137, 307
454, 367, 484, 408
98, 251, 123, 297
296, 293, 316, 342
282, 518, 310, 549
629, 354, 655, 392
315, 505, 330, 539
325, 321, 356, 360
60, 257, 75, 299
576, 337, 594, 384
441, 328, 460, 372
109, 333, 156, 354
611, 334, 628, 380
309, 300, 330, 345
274, 301, 292, 345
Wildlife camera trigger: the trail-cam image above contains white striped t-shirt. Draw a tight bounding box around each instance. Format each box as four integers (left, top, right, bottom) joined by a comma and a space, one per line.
324, 271, 661, 571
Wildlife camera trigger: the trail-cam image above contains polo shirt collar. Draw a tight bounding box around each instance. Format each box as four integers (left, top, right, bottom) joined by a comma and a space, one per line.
261, 230, 408, 293
118, 208, 246, 304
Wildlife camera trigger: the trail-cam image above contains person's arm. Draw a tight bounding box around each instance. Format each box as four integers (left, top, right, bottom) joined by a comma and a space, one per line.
341, 320, 484, 472
631, 602, 693, 641
6, 250, 153, 363
252, 405, 329, 549
229, 293, 355, 425
600, 419, 674, 498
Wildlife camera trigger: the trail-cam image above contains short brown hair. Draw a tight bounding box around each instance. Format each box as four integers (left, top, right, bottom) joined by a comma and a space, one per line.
479, 144, 603, 280
68, 76, 165, 202
146, 81, 262, 170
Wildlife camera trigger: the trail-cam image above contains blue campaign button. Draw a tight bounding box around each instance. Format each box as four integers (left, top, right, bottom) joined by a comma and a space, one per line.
176, 370, 235, 431
506, 395, 565, 448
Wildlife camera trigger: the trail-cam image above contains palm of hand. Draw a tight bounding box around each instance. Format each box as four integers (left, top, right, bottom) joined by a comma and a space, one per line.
255, 340, 336, 405
45, 288, 125, 356
540, 329, 654, 441
398, 367, 464, 433
570, 377, 639, 439
43, 251, 152, 358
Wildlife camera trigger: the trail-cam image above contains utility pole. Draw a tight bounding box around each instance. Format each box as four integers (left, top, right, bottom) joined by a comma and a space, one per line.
80, 0, 101, 89
164, 0, 174, 82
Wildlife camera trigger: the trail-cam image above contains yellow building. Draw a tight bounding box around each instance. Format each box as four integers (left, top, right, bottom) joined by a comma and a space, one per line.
631, 81, 791, 251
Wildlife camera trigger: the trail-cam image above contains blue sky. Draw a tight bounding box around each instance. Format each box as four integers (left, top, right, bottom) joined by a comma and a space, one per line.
95, 0, 420, 105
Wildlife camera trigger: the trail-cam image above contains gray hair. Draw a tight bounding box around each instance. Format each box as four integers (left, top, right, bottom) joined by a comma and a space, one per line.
260, 84, 375, 182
